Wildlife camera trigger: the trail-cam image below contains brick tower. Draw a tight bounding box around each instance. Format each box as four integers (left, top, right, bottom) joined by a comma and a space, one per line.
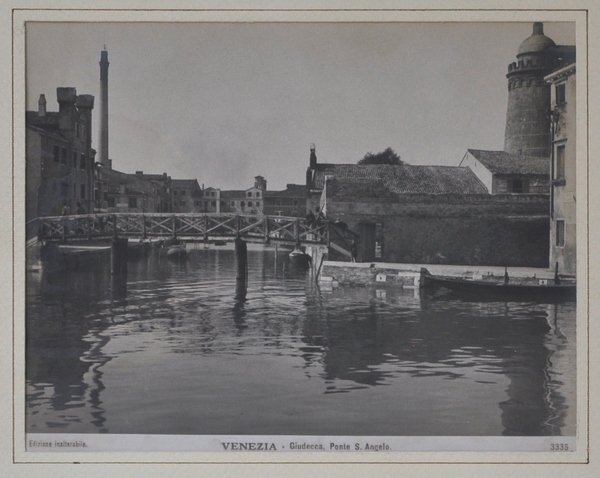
504, 23, 557, 157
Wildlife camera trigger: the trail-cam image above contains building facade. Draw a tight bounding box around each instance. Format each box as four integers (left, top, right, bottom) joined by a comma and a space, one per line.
132, 172, 173, 212
546, 63, 576, 276
96, 167, 163, 212
263, 184, 306, 217
172, 179, 203, 213
26, 88, 95, 219
459, 149, 549, 194
322, 175, 549, 266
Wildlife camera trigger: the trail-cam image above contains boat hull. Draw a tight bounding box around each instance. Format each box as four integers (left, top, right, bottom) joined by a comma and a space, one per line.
289, 251, 311, 268
419, 268, 576, 301
166, 245, 187, 260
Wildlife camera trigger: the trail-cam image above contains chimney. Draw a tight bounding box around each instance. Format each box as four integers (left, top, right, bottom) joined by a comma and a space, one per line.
254, 175, 267, 190
310, 143, 317, 168
98, 47, 110, 168
57, 87, 77, 130
75, 94, 94, 111
533, 22, 544, 35
38, 94, 46, 117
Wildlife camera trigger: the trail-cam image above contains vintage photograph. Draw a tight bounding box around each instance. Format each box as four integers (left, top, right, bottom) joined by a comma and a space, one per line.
23, 17, 579, 453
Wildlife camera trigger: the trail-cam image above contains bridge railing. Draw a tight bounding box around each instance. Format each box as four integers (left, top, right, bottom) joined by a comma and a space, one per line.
37, 213, 329, 245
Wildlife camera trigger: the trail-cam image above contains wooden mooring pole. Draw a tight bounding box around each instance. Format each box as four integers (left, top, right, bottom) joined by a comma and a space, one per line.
235, 236, 248, 282
111, 237, 128, 275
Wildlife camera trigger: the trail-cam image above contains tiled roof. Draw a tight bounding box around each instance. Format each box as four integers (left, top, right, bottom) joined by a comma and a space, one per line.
265, 184, 306, 198
467, 149, 549, 175
313, 164, 487, 195
172, 179, 201, 188
326, 178, 398, 201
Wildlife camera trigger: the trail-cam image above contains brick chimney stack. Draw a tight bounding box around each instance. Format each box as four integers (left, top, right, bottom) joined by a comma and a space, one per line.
310, 143, 317, 168
98, 47, 110, 168
38, 94, 46, 117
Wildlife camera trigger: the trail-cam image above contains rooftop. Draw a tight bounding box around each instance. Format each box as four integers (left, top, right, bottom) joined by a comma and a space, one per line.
466, 149, 549, 175
265, 184, 306, 198
313, 163, 488, 195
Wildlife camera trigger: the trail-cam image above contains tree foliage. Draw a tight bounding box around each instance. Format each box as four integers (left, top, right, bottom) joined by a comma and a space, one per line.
358, 147, 403, 165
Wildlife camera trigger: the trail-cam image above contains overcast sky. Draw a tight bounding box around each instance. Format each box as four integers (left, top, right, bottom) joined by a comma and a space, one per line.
26, 22, 574, 190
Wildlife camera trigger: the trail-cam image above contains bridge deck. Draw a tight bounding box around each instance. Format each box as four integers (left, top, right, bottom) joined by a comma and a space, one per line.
36, 212, 330, 246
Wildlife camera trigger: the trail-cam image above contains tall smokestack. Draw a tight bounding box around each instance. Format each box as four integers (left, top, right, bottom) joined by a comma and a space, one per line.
98, 47, 110, 168
309, 143, 317, 168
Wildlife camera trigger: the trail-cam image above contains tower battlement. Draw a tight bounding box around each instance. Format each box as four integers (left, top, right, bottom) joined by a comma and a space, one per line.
507, 58, 547, 75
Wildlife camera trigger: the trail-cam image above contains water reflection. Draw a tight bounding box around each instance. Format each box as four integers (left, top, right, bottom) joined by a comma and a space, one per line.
26, 248, 576, 436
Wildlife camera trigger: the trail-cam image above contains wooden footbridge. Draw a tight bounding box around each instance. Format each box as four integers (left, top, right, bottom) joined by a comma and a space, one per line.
35, 212, 330, 246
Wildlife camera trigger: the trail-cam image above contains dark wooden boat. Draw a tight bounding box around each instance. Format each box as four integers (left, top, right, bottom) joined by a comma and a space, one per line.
419, 267, 576, 301
288, 248, 311, 268
166, 243, 187, 260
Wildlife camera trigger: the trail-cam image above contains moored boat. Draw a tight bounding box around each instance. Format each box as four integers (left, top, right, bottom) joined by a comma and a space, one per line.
289, 248, 312, 268
166, 243, 187, 260
419, 267, 576, 301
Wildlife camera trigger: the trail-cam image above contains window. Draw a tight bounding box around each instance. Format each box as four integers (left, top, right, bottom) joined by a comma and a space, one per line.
72, 151, 78, 167
174, 190, 178, 196
247, 192, 252, 198
80, 154, 86, 170
211, 201, 216, 207
231, 201, 235, 207
128, 197, 137, 208
248, 201, 253, 207
61, 147, 67, 164
181, 190, 186, 196
556, 83, 566, 105
508, 179, 528, 193
107, 197, 115, 208
256, 192, 261, 198
556, 145, 566, 180
220, 201, 225, 207
53, 145, 60, 162
556, 220, 565, 247
241, 201, 245, 208
80, 184, 86, 199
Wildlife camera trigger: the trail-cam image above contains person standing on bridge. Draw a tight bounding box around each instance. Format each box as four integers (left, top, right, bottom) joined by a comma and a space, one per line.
306, 209, 316, 228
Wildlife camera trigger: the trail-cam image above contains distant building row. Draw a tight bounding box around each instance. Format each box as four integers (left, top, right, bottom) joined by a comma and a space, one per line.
26, 93, 306, 222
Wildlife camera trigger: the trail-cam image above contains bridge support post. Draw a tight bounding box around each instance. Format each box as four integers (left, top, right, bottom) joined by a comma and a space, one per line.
111, 237, 128, 276
235, 236, 248, 283
87, 216, 93, 241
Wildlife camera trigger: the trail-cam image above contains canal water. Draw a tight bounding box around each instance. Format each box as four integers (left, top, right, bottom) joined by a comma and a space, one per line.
26, 248, 576, 436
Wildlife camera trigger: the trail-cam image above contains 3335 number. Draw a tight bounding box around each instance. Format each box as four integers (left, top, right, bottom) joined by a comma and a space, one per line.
550, 443, 569, 451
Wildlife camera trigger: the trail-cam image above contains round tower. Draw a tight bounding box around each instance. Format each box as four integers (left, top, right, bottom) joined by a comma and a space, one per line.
504, 22, 556, 157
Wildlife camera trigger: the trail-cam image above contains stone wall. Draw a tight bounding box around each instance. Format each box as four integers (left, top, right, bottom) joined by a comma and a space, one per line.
326, 194, 550, 268
382, 216, 549, 267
